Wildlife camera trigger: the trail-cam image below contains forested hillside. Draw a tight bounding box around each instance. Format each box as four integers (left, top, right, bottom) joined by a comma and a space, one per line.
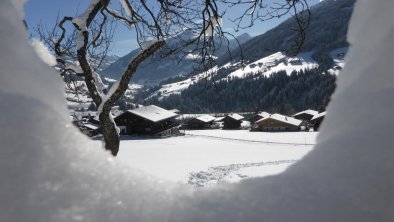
139, 68, 336, 114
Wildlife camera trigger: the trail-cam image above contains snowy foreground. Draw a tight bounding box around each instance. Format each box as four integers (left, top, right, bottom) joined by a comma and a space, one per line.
107, 131, 316, 186
2, 0, 394, 221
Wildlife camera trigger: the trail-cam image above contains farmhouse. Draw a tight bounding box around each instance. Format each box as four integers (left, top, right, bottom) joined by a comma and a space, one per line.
253, 113, 302, 131
114, 105, 179, 136
184, 115, 216, 129
311, 111, 326, 131
292, 109, 319, 121
248, 111, 271, 124
223, 113, 244, 129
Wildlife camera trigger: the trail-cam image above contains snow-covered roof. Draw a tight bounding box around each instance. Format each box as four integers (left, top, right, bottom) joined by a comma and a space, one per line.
126, 105, 178, 122
292, 109, 319, 117
256, 113, 302, 126
258, 111, 271, 118
168, 109, 181, 114
195, 115, 216, 123
214, 117, 225, 122
226, 113, 244, 121
311, 111, 327, 121
84, 123, 100, 130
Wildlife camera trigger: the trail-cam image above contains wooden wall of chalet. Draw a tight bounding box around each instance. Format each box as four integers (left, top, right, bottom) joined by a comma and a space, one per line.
184, 119, 213, 129
254, 118, 299, 131
223, 117, 242, 129
115, 112, 175, 135
312, 117, 325, 131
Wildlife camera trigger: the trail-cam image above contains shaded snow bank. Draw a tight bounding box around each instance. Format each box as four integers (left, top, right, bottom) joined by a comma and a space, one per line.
1, 0, 394, 221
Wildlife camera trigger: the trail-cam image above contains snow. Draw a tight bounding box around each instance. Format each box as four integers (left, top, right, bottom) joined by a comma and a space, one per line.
148, 64, 222, 100
121, 105, 178, 122
292, 109, 319, 117
228, 51, 318, 79
186, 130, 317, 145
203, 16, 222, 37
311, 111, 326, 121
114, 133, 314, 183
98, 78, 120, 114
72, 0, 100, 49
226, 113, 244, 121
2, 0, 394, 221
30, 38, 57, 66
257, 111, 271, 118
119, 0, 132, 17
92, 71, 106, 96
195, 114, 216, 123
84, 123, 100, 130
140, 39, 158, 50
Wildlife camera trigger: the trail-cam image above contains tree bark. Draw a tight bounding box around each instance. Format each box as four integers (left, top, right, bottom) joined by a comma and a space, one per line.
99, 109, 119, 156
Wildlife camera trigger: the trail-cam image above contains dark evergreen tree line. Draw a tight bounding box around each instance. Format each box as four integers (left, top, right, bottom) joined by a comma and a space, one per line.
139, 68, 336, 115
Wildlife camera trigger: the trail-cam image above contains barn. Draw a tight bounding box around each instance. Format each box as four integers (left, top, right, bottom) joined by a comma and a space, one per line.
292, 109, 319, 121
114, 105, 179, 136
223, 113, 244, 129
311, 111, 326, 131
254, 113, 302, 131
183, 115, 216, 129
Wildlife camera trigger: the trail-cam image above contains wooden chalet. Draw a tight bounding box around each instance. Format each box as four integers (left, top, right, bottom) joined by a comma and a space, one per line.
223, 113, 244, 129
311, 111, 326, 131
82, 123, 101, 137
114, 105, 179, 136
292, 109, 319, 121
253, 113, 302, 131
248, 111, 271, 124
184, 115, 216, 129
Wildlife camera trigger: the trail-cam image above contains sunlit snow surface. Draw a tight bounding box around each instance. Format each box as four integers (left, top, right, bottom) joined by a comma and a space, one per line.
2, 0, 394, 221
114, 131, 316, 184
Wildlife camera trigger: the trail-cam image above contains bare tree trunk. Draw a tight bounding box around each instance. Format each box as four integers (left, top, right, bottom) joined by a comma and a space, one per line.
99, 106, 119, 156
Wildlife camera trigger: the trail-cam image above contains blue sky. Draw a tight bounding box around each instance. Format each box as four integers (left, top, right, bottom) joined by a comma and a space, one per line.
24, 0, 321, 56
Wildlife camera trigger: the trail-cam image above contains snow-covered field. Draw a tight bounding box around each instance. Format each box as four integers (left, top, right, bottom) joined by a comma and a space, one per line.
106, 130, 317, 187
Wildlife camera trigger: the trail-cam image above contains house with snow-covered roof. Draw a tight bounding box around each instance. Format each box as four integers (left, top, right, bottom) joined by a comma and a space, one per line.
292, 109, 319, 121
183, 114, 216, 129
114, 105, 179, 136
248, 111, 271, 124
311, 111, 326, 131
253, 113, 302, 131
223, 113, 244, 129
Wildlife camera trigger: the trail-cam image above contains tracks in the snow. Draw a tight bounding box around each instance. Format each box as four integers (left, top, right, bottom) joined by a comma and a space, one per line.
188, 159, 297, 187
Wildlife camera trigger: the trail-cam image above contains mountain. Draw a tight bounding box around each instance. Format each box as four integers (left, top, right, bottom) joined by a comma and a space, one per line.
217, 0, 355, 66
133, 0, 355, 113
100, 33, 252, 85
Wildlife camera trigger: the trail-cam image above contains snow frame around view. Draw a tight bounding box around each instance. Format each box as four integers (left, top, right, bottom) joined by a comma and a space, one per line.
1, 0, 394, 221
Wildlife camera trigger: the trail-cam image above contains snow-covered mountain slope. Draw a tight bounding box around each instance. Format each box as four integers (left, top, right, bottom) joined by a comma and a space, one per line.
227, 52, 318, 78
145, 48, 346, 101
100, 33, 252, 85
146, 64, 230, 100
217, 0, 355, 67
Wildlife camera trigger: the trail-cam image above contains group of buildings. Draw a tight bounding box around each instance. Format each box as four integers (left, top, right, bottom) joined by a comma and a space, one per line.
73, 105, 326, 137
183, 109, 326, 132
